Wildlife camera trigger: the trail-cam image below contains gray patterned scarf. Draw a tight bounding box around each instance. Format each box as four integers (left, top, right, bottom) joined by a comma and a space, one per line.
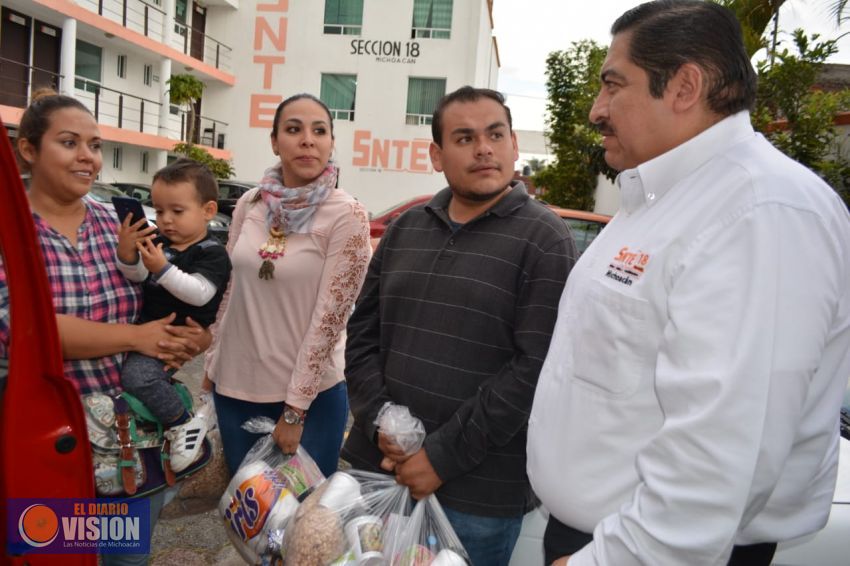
257, 160, 337, 234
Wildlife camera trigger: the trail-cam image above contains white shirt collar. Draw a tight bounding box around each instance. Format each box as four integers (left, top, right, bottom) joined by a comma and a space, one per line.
617, 111, 755, 214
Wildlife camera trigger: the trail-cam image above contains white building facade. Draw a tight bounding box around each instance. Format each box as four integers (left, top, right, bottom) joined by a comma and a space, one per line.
0, 0, 500, 213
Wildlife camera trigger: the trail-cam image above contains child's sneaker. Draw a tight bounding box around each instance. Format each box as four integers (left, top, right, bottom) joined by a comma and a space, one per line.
165, 415, 207, 473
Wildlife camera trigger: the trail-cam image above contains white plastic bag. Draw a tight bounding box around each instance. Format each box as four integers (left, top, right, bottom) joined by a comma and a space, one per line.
375, 403, 426, 456
218, 417, 325, 564
391, 495, 469, 565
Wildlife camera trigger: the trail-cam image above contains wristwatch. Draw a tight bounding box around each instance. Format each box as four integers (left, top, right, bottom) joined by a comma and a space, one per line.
282, 405, 306, 426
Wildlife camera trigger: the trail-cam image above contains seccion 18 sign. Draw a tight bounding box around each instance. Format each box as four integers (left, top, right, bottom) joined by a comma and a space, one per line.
350, 39, 420, 63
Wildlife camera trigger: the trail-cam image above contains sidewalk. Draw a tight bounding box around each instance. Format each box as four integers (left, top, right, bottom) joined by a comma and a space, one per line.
151, 508, 239, 565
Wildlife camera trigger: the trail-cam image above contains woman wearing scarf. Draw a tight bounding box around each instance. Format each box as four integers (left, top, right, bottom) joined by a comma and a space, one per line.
204, 94, 371, 477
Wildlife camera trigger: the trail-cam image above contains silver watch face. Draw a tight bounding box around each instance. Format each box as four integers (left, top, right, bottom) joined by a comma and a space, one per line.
284, 407, 300, 424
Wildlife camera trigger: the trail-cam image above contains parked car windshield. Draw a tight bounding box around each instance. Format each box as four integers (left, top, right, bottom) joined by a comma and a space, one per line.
87, 182, 126, 203
564, 217, 606, 255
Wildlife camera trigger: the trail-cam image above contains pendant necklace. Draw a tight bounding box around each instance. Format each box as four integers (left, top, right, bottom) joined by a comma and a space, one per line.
258, 226, 285, 280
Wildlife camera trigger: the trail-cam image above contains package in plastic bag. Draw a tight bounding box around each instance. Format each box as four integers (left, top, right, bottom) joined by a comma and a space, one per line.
282, 469, 413, 566
390, 495, 469, 566
375, 403, 426, 456
218, 417, 325, 565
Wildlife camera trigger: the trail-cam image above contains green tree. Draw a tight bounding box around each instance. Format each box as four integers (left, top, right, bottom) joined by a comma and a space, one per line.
533, 40, 614, 210
166, 74, 234, 180
537, 3, 849, 211
534, 2, 786, 210
526, 157, 547, 174
166, 74, 205, 147
171, 142, 235, 179
713, 0, 786, 56
753, 30, 850, 208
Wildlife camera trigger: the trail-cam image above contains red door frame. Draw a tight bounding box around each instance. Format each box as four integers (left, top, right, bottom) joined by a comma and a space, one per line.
0, 121, 96, 564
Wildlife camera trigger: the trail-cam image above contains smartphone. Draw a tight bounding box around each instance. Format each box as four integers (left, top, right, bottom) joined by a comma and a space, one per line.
111, 196, 150, 228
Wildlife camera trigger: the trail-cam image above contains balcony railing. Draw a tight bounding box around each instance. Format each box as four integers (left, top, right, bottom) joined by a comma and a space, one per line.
167, 107, 228, 149
79, 0, 167, 42
0, 58, 61, 108
77, 0, 232, 73
74, 77, 161, 134
172, 22, 232, 72
0, 60, 228, 149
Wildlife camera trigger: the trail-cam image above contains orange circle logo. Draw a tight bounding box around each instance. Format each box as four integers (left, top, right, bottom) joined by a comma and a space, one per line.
18, 504, 59, 547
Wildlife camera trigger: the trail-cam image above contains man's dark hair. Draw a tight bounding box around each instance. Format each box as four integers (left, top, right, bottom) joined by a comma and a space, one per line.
611, 0, 757, 115
153, 158, 219, 203
431, 86, 513, 146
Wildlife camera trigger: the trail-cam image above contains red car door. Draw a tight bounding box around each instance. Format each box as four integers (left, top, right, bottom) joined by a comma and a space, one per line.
0, 121, 96, 565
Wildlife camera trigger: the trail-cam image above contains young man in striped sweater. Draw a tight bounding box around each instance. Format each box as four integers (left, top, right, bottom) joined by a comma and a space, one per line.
342, 86, 577, 566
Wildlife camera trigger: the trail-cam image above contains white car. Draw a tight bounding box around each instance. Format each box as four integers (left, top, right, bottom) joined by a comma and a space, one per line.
510, 384, 850, 566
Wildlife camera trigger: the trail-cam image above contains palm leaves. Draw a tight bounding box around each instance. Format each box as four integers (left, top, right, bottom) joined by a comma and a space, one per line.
827, 0, 850, 24
712, 0, 787, 55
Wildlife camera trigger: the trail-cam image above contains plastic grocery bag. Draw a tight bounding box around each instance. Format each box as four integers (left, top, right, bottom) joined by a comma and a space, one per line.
282, 469, 413, 566
375, 403, 426, 456
218, 417, 325, 565
390, 495, 469, 565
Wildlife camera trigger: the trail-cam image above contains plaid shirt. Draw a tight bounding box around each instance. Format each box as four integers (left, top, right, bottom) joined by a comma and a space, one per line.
0, 199, 142, 395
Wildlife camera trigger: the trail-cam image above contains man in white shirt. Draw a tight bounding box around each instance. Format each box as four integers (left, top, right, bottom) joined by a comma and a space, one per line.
527, 1, 850, 565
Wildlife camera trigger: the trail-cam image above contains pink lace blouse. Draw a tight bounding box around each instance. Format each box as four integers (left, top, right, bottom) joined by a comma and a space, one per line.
204, 188, 371, 408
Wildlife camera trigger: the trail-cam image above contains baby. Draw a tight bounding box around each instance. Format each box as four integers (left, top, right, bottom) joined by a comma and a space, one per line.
116, 158, 232, 472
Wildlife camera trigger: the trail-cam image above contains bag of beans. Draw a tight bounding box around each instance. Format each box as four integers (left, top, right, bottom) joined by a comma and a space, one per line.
281, 470, 413, 566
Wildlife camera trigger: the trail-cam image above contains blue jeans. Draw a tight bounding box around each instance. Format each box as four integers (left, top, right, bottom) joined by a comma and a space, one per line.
442, 506, 523, 566
214, 381, 349, 478
121, 352, 183, 423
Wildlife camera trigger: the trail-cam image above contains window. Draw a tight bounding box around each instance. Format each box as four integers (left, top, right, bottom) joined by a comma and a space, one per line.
174, 0, 188, 35
320, 74, 357, 121
143, 64, 153, 87
411, 0, 453, 39
74, 40, 102, 94
406, 77, 446, 125
112, 146, 123, 170
324, 0, 363, 35
117, 55, 127, 79
563, 218, 606, 255
140, 151, 149, 174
